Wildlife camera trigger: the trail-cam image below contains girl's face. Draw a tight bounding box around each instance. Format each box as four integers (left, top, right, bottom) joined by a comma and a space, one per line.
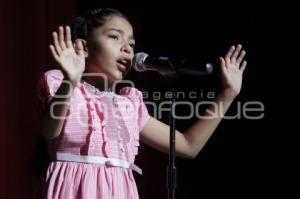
86, 16, 135, 82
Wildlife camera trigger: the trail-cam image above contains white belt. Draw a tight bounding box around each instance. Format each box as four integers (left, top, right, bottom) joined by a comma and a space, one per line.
54, 152, 142, 175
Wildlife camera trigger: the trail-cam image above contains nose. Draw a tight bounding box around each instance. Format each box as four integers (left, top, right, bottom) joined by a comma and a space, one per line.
121, 42, 132, 55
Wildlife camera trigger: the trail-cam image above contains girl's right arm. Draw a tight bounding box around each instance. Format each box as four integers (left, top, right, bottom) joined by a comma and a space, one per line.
40, 78, 75, 139
40, 26, 85, 139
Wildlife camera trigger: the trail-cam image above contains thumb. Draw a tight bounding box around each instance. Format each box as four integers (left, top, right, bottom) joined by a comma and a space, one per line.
220, 57, 227, 75
74, 39, 85, 57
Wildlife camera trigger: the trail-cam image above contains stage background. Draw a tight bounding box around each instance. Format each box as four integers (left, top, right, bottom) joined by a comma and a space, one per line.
1, 0, 293, 198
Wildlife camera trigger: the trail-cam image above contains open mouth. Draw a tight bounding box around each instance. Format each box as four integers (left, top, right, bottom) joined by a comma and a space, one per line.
116, 58, 131, 73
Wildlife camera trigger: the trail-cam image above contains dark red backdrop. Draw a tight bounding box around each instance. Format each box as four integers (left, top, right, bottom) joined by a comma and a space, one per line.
1, 1, 284, 198
0, 1, 75, 198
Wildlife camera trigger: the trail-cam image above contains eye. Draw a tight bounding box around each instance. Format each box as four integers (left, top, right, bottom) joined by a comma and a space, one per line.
129, 43, 135, 49
108, 34, 119, 40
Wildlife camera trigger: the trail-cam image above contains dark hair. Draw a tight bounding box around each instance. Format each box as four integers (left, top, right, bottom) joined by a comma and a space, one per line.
71, 8, 128, 42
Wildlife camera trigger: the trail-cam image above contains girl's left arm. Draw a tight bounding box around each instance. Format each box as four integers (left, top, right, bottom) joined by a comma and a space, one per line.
140, 44, 247, 159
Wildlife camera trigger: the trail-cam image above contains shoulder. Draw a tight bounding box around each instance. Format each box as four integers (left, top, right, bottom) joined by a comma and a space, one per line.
37, 69, 65, 97
41, 69, 64, 81
118, 86, 144, 101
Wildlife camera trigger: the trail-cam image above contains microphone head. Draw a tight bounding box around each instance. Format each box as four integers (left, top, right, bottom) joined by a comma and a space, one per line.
205, 63, 213, 75
132, 52, 149, 72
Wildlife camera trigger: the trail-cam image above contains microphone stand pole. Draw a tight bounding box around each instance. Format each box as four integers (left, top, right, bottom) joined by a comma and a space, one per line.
167, 88, 177, 199
152, 59, 213, 199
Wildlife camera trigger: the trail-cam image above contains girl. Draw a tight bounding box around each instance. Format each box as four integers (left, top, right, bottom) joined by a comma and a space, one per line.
37, 8, 247, 199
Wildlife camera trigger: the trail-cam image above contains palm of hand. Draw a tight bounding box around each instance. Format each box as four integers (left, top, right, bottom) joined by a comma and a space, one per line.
220, 44, 247, 97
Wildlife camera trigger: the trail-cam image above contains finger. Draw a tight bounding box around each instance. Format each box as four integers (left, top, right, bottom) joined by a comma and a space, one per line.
52, 32, 62, 55
65, 26, 72, 48
58, 26, 66, 50
236, 50, 246, 65
49, 45, 59, 61
75, 39, 84, 57
240, 60, 247, 73
231, 44, 242, 63
220, 57, 227, 74
225, 45, 235, 64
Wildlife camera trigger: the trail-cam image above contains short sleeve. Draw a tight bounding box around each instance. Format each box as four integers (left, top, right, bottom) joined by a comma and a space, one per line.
36, 69, 64, 109
119, 86, 151, 132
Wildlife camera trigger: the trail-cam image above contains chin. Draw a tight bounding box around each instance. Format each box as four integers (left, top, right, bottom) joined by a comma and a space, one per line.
109, 71, 124, 81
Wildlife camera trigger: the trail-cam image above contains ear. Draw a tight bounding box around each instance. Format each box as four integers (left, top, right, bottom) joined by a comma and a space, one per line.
74, 39, 88, 57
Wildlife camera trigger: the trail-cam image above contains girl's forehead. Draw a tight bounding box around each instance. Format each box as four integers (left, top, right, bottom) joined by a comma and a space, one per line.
103, 16, 133, 35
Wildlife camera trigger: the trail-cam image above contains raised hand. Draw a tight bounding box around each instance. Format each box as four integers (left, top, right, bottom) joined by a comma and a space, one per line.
49, 26, 86, 86
219, 44, 247, 98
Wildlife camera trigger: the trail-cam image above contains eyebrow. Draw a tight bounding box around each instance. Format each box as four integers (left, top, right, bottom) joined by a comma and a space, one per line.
105, 28, 135, 41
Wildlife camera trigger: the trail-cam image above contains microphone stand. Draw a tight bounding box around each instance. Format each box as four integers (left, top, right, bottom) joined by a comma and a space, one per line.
141, 57, 213, 199
158, 59, 213, 199
167, 88, 177, 199
160, 60, 180, 199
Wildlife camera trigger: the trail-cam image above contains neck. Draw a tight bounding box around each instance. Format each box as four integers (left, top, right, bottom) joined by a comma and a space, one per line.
83, 62, 115, 92
82, 76, 114, 92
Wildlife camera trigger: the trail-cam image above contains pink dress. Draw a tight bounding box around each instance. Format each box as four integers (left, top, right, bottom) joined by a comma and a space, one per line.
37, 69, 151, 199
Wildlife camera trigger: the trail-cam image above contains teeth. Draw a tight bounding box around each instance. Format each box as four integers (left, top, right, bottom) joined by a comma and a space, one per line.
118, 59, 127, 66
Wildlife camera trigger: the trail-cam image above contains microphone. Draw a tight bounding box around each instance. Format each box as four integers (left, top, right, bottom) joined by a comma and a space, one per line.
132, 52, 213, 77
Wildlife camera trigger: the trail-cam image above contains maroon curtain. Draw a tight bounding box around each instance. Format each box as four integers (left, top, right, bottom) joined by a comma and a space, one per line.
0, 1, 75, 198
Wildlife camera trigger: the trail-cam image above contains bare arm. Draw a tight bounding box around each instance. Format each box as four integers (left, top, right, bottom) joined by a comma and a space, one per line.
141, 92, 234, 159
40, 26, 85, 139
40, 79, 75, 139
140, 44, 247, 159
